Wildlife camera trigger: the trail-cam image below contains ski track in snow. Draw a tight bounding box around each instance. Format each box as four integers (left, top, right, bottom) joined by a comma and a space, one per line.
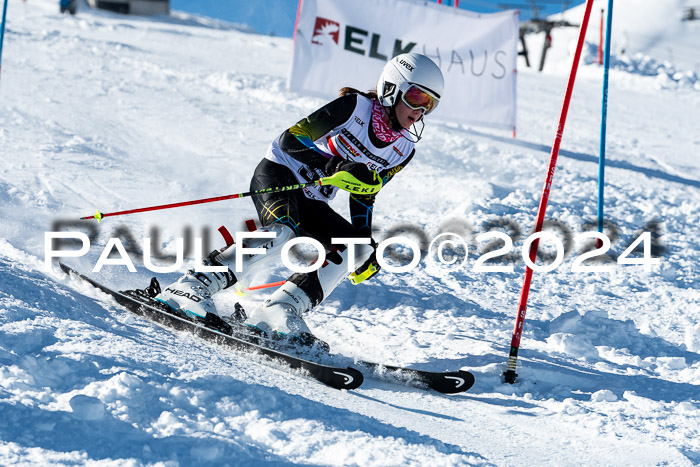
0, 0, 699, 465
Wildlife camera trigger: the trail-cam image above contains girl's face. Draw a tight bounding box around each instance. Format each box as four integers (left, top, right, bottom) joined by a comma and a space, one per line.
393, 99, 424, 130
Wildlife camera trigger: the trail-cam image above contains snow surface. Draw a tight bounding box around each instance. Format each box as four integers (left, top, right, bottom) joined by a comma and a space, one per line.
1, 0, 699, 465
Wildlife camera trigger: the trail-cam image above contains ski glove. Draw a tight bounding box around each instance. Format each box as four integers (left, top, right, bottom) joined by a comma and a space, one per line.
324, 155, 382, 195
348, 240, 381, 285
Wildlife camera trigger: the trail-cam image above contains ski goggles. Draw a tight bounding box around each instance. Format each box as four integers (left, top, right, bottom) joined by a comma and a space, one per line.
401, 84, 440, 115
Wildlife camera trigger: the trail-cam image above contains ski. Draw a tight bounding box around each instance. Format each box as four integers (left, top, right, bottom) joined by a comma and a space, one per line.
58, 263, 473, 394
185, 320, 474, 394
353, 361, 475, 394
58, 263, 363, 391
211, 326, 474, 394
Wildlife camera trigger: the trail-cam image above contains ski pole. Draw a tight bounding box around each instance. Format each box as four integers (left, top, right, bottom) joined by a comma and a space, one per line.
80, 170, 381, 222
81, 180, 322, 222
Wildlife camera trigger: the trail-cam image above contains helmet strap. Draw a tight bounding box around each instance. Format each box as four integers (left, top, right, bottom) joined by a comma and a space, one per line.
403, 117, 424, 143
383, 104, 425, 143
385, 104, 403, 131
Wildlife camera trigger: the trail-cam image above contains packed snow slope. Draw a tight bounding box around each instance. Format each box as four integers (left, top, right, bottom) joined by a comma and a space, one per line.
1, 0, 699, 465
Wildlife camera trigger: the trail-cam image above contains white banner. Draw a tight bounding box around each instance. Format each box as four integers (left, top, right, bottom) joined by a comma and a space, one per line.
288, 0, 518, 130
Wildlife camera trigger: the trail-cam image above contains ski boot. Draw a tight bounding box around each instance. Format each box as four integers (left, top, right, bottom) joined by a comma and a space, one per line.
246, 280, 329, 352
154, 266, 237, 335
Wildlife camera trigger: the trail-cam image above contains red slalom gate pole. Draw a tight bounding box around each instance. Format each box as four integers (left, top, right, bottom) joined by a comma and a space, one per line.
292, 0, 303, 44
503, 0, 595, 384
598, 9, 604, 65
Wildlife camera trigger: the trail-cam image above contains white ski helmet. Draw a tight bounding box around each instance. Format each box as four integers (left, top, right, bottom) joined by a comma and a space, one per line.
376, 53, 444, 114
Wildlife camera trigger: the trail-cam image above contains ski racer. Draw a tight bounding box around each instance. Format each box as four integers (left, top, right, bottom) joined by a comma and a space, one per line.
155, 53, 444, 347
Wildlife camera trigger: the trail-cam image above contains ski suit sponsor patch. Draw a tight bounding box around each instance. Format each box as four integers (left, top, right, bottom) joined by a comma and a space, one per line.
340, 128, 389, 166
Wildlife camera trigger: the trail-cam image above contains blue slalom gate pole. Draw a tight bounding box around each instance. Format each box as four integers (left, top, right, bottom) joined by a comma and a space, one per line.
597, 0, 614, 240
0, 0, 8, 85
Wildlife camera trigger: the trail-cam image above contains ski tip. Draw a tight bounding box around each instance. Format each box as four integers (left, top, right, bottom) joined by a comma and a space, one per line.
433, 370, 475, 394
331, 367, 364, 390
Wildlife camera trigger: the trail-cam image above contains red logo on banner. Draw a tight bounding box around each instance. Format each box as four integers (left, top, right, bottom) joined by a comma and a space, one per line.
311, 17, 340, 45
